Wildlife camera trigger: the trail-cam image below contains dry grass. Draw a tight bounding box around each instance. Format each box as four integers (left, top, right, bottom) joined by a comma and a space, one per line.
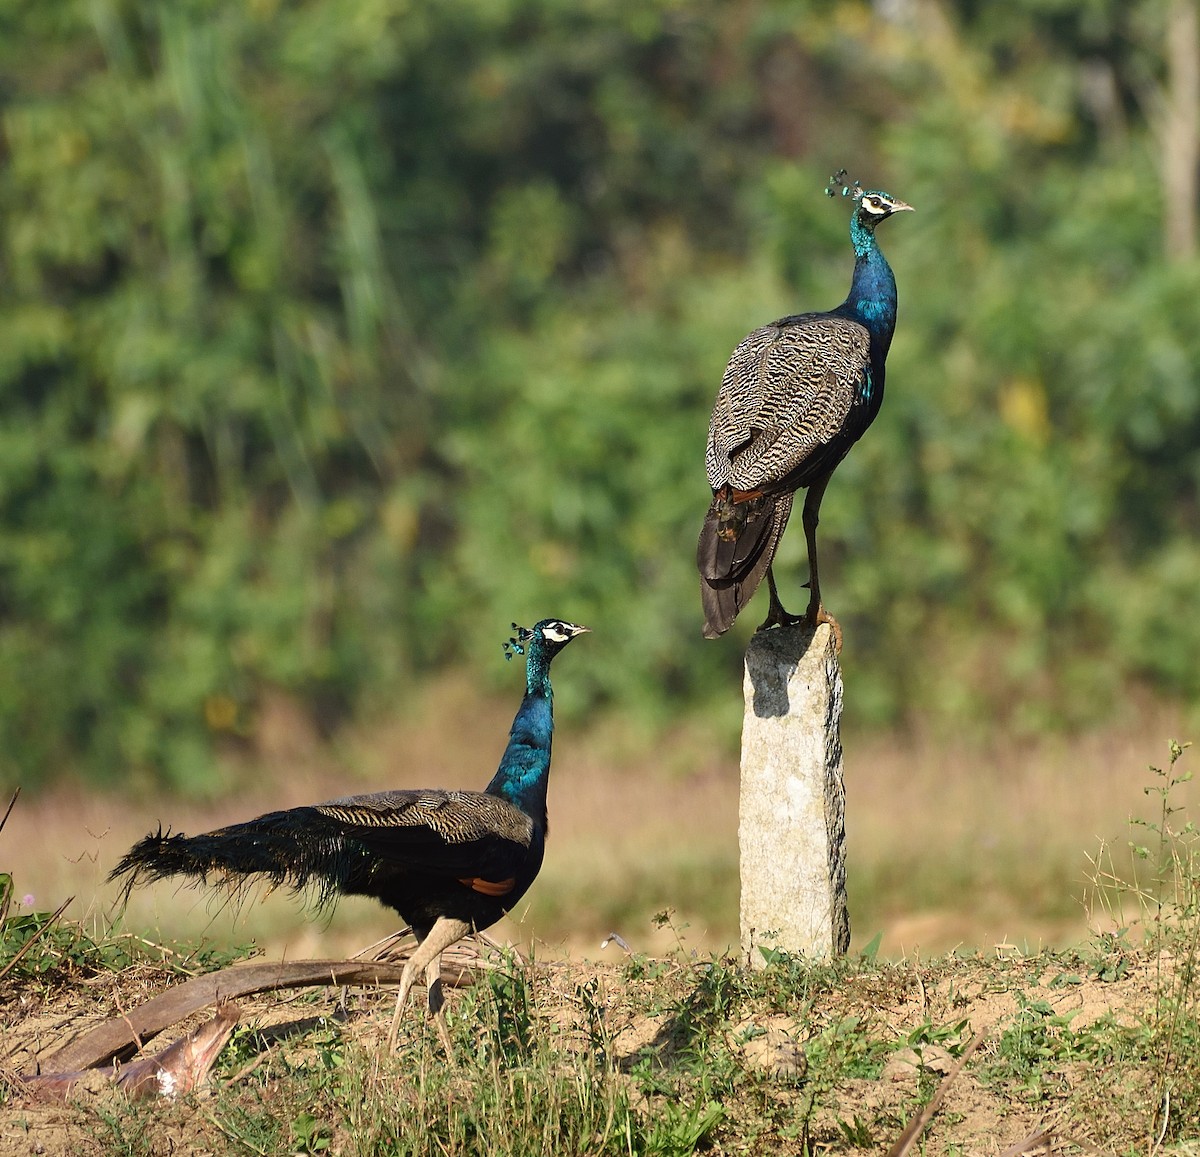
5, 675, 1195, 963
3, 933, 1196, 1156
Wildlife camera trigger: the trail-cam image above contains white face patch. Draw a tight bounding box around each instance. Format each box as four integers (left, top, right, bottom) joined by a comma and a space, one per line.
540, 624, 571, 642
861, 195, 888, 214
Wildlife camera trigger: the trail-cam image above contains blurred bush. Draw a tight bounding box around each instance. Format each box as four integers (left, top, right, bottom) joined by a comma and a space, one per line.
0, 0, 1195, 788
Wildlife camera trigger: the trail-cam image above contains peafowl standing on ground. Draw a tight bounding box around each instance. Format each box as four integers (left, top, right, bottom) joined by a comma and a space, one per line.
697, 171, 913, 643
109, 618, 589, 1050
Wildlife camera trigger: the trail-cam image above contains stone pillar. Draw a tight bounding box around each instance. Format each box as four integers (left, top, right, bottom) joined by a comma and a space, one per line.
739, 622, 849, 966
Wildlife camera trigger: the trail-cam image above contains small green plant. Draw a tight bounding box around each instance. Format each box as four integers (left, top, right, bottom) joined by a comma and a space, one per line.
1079, 928, 1134, 983
835, 1112, 875, 1147
991, 995, 1079, 1092
858, 930, 884, 963
807, 1014, 889, 1080
651, 908, 693, 957
624, 952, 674, 983
91, 1099, 160, 1157
1139, 742, 1200, 1143
576, 976, 612, 1066
1083, 740, 1200, 1143
311, 1019, 347, 1074
906, 1016, 971, 1051
639, 1097, 725, 1157
217, 1022, 271, 1078
210, 1089, 287, 1154
291, 1111, 333, 1154
678, 957, 746, 1036
1132, 741, 1198, 929
0, 895, 178, 984
468, 950, 537, 1065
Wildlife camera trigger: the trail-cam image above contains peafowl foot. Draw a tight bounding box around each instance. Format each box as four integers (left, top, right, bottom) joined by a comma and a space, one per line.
425, 961, 457, 1063
759, 567, 805, 633
810, 605, 843, 654
757, 605, 805, 632
801, 580, 843, 652
799, 577, 843, 653
756, 592, 843, 654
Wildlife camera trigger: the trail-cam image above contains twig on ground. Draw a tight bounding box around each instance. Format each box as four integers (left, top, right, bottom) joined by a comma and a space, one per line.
36, 957, 477, 1073
885, 1029, 987, 1157
21, 1002, 241, 1102
998, 1126, 1054, 1157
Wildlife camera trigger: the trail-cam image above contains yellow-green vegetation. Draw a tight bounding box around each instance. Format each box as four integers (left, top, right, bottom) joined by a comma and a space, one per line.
0, 1, 1198, 791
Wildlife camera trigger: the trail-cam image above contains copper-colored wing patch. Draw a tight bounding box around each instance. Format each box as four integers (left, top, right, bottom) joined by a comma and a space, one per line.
458, 876, 516, 897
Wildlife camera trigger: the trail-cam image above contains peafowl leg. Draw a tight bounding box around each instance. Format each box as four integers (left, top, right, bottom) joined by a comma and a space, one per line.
800, 473, 842, 652
424, 953, 445, 1018
759, 566, 802, 631
423, 953, 456, 1060
386, 916, 471, 1051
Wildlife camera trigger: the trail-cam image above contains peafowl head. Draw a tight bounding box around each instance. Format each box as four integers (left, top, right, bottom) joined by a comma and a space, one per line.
503, 619, 590, 663
826, 169, 913, 234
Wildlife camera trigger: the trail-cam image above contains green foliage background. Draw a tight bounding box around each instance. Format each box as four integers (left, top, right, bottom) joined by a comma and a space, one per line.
1, 0, 1196, 788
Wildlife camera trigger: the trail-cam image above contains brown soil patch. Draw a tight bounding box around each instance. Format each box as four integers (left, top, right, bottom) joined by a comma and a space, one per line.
0, 942, 1173, 1156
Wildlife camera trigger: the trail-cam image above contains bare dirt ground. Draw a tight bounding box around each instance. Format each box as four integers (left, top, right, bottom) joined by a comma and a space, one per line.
0, 934, 1176, 1156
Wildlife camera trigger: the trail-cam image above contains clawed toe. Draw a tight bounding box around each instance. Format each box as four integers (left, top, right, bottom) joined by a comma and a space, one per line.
757, 607, 805, 632
813, 607, 843, 654
755, 604, 843, 654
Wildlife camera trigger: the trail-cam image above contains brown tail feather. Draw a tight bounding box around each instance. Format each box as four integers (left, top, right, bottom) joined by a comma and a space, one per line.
696, 487, 776, 583
698, 491, 793, 637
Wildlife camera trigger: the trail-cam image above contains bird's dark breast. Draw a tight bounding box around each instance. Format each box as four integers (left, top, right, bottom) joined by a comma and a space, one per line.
367, 830, 545, 934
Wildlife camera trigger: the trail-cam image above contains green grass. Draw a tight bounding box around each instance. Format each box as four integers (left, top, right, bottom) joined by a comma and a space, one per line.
10, 743, 1200, 1154
2, 919, 1199, 1155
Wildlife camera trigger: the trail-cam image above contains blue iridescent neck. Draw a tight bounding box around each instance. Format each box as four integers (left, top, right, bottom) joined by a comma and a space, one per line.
842, 214, 898, 354
485, 643, 556, 824
522, 645, 554, 699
